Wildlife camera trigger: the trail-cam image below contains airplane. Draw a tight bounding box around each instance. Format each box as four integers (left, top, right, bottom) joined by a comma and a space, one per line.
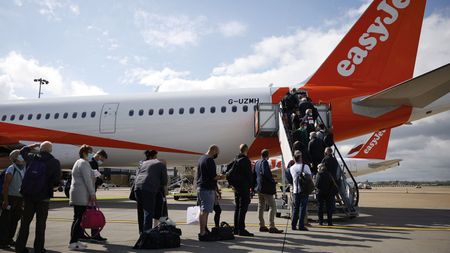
0, 0, 449, 170
270, 128, 401, 180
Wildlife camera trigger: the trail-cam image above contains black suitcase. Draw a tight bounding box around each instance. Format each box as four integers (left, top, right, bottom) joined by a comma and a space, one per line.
211, 222, 235, 241
133, 224, 181, 249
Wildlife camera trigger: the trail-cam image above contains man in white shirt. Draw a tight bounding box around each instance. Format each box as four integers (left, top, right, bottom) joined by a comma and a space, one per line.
289, 151, 312, 231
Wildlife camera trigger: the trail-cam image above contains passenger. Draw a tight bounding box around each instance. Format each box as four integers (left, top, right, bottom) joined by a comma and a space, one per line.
290, 151, 312, 231
196, 145, 224, 241
88, 149, 108, 242
0, 150, 25, 249
254, 149, 283, 234
233, 144, 254, 237
134, 150, 168, 234
134, 150, 155, 234
322, 147, 339, 183
316, 123, 327, 140
298, 97, 314, 118
315, 163, 336, 226
302, 109, 316, 134
323, 127, 335, 148
16, 142, 61, 253
291, 108, 302, 131
68, 145, 97, 250
292, 141, 310, 165
292, 122, 310, 148
308, 132, 325, 175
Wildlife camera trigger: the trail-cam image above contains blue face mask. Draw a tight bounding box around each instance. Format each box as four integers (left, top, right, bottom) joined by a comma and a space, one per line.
17, 155, 24, 162
87, 153, 94, 161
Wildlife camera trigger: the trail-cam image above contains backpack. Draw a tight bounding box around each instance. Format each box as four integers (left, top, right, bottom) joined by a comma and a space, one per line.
297, 164, 314, 195
20, 158, 48, 200
225, 158, 240, 187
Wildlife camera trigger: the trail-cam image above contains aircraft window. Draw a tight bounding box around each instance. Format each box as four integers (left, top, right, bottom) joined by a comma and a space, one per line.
232, 106, 237, 113
10, 115, 15, 121
200, 107, 205, 114
45, 113, 50, 120
129, 110, 134, 116
72, 112, 77, 119
221, 106, 226, 113
169, 108, 174, 115
148, 109, 154, 116
19, 114, 24, 120
189, 107, 195, 114
179, 108, 184, 115
138, 109, 144, 116
63, 113, 68, 119
54, 113, 59, 119
81, 112, 87, 118
36, 113, 42, 120
159, 108, 164, 115
28, 114, 33, 120
91, 111, 96, 118
1, 115, 6, 121
210, 106, 216, 113
243, 105, 248, 112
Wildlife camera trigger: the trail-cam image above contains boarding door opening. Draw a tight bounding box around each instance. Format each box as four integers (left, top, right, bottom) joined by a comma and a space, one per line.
100, 103, 119, 134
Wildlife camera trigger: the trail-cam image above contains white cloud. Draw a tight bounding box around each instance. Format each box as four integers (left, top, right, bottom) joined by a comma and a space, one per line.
124, 68, 190, 87
346, 0, 372, 18
219, 21, 247, 37
14, 0, 23, 7
32, 0, 80, 20
134, 10, 208, 48
69, 4, 80, 15
0, 51, 106, 99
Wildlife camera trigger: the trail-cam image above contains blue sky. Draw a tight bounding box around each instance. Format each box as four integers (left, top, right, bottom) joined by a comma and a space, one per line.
1, 0, 450, 181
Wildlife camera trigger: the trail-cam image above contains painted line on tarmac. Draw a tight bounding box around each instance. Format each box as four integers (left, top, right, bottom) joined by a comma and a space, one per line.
46, 218, 450, 231
51, 197, 130, 202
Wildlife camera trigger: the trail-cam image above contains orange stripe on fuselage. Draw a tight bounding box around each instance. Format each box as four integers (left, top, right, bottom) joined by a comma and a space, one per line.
0, 122, 202, 155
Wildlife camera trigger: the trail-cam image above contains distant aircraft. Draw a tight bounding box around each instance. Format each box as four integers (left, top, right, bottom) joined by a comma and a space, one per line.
0, 0, 448, 169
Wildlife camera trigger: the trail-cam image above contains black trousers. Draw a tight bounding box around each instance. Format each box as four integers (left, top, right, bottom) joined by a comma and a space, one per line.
15, 199, 49, 253
70, 205, 87, 244
234, 189, 250, 232
0, 196, 23, 245
317, 194, 334, 225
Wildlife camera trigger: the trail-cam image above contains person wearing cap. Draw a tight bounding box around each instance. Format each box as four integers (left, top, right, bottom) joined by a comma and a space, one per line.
134, 150, 168, 234
0, 150, 26, 249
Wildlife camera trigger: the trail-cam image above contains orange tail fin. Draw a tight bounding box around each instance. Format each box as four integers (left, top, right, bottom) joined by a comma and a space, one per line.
348, 129, 391, 160
305, 0, 426, 89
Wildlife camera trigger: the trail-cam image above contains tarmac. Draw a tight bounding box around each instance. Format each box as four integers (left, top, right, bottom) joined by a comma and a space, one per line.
4, 186, 450, 253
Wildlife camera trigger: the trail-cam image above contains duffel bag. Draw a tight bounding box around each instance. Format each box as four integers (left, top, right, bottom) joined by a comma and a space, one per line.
211, 222, 235, 241
133, 224, 181, 249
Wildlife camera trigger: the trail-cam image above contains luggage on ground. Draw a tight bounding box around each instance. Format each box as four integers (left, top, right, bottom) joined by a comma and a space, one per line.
211, 222, 235, 241
133, 223, 181, 249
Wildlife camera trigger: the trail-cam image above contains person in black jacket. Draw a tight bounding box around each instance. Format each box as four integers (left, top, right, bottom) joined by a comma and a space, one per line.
88, 149, 108, 242
321, 147, 339, 183
308, 132, 325, 175
315, 163, 337, 226
15, 142, 61, 253
232, 144, 254, 237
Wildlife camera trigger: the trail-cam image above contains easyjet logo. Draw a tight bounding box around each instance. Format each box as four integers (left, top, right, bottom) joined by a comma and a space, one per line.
337, 0, 410, 77
364, 130, 386, 154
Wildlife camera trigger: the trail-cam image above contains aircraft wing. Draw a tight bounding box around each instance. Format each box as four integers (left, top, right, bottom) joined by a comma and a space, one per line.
368, 159, 402, 169
354, 63, 450, 108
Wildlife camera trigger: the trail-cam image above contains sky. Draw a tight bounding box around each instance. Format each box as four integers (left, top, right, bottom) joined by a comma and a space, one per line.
1, 0, 449, 181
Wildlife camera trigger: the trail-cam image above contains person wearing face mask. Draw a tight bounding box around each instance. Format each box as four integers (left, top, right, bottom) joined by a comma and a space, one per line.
196, 145, 225, 241
0, 150, 26, 249
67, 145, 97, 251
84, 149, 108, 242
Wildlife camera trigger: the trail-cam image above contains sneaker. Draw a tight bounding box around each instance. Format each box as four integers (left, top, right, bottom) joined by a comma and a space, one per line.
68, 242, 87, 250
299, 227, 309, 231
78, 235, 90, 242
259, 226, 269, 232
269, 227, 284, 234
90, 236, 108, 242
238, 229, 254, 237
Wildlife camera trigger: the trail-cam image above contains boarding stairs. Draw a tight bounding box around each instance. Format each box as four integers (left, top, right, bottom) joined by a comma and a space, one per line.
254, 102, 359, 218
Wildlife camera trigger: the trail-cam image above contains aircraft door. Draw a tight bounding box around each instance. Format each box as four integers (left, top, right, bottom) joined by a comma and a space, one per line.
100, 103, 119, 134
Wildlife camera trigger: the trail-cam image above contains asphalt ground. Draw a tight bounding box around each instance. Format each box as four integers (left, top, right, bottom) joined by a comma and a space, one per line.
3, 186, 450, 253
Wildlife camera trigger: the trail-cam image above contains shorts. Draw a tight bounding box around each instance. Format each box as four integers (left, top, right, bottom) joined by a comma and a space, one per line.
198, 190, 215, 213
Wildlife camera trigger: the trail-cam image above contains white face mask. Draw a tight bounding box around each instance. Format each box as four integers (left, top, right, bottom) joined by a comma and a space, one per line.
97, 160, 103, 166
87, 153, 94, 161
17, 155, 24, 162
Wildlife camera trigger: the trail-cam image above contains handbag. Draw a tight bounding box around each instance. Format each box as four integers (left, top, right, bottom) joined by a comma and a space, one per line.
80, 203, 106, 237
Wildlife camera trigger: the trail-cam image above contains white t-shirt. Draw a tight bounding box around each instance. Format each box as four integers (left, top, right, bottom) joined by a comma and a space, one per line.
289, 163, 312, 194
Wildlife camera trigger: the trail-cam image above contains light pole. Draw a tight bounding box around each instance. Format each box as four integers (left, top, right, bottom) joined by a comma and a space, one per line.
34, 78, 49, 98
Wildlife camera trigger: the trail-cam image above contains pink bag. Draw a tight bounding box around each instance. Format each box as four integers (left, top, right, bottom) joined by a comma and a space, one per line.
80, 204, 106, 236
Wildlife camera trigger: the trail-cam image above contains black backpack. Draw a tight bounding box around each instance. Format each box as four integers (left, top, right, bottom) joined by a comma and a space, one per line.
133, 224, 181, 249
297, 164, 314, 195
225, 158, 241, 187
21, 157, 49, 200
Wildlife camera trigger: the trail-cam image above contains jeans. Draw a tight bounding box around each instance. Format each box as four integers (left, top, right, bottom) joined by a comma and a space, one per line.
135, 189, 157, 233
69, 205, 87, 243
234, 190, 250, 231
15, 198, 49, 253
257, 193, 276, 228
0, 196, 23, 245
292, 193, 308, 229
317, 194, 334, 225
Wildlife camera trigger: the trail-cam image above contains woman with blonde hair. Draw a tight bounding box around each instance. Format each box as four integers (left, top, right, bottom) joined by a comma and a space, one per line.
68, 145, 96, 250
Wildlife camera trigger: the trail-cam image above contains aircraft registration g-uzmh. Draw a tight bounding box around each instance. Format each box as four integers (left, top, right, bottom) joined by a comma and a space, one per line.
0, 0, 449, 169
